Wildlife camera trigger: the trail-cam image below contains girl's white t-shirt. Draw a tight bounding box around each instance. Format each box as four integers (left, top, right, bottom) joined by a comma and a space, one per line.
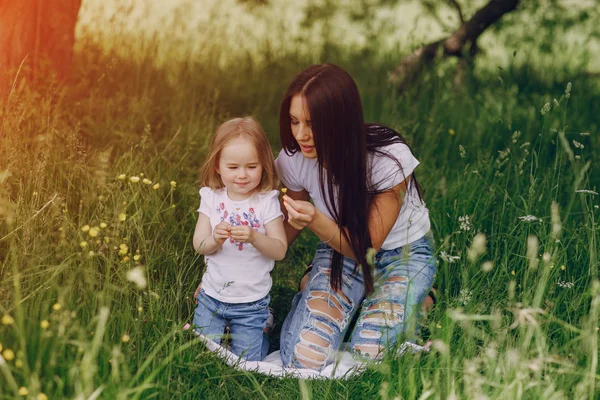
275, 142, 430, 250
198, 188, 283, 303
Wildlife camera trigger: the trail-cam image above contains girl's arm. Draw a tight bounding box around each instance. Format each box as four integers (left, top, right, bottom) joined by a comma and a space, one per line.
229, 217, 288, 260
193, 213, 229, 255
283, 178, 408, 260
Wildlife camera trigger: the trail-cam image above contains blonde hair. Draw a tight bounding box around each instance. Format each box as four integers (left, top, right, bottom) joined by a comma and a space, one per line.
200, 117, 279, 192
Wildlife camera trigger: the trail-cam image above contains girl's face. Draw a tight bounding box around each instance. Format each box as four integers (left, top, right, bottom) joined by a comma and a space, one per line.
217, 136, 263, 201
290, 94, 317, 159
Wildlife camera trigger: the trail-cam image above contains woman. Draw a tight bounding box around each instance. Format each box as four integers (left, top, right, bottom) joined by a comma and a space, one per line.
275, 64, 436, 370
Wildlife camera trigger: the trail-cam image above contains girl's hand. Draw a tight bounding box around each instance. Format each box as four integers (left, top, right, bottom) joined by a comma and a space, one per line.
282, 195, 316, 230
230, 225, 255, 243
193, 282, 201, 304
213, 222, 231, 245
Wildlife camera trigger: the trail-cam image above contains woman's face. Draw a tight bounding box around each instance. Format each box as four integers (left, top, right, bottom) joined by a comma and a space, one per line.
289, 94, 317, 159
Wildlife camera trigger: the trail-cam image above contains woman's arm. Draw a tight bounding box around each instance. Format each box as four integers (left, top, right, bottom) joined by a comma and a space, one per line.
283, 178, 408, 260
230, 217, 288, 260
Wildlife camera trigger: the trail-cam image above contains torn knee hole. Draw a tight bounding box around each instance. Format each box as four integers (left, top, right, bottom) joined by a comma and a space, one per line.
294, 341, 328, 368
307, 298, 343, 322
315, 321, 335, 335
301, 331, 330, 348
366, 302, 404, 313
354, 344, 384, 360
386, 276, 408, 283
358, 329, 382, 339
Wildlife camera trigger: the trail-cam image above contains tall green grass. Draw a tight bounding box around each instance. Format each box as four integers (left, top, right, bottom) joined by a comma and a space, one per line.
1, 4, 599, 399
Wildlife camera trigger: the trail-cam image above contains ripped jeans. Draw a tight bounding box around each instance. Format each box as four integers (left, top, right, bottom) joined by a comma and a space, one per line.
279, 232, 435, 370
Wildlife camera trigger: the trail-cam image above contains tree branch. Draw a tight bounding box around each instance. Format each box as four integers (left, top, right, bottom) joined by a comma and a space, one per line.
390, 0, 520, 88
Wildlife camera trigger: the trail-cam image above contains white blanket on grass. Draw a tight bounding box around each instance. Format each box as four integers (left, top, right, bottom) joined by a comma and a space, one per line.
189, 327, 428, 379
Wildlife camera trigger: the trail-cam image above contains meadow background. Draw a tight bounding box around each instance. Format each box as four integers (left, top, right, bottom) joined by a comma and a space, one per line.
0, 0, 599, 398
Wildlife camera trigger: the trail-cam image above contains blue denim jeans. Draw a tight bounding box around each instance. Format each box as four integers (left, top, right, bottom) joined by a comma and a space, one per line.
194, 288, 270, 361
279, 232, 436, 370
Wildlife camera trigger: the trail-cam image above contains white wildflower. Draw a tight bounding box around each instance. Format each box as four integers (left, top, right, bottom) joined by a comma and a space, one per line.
518, 215, 539, 222
575, 189, 598, 195
458, 215, 472, 232
565, 82, 571, 98
126, 266, 147, 289
557, 281, 574, 289
579, 132, 590, 136
572, 140, 584, 149
553, 98, 559, 108
440, 251, 461, 263
459, 145, 466, 158
458, 288, 473, 305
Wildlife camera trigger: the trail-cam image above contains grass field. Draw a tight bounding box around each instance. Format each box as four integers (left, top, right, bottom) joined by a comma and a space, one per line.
1, 1, 599, 399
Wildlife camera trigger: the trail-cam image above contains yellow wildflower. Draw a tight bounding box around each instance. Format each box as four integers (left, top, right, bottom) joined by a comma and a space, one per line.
281, 187, 288, 194
560, 265, 566, 271
134, 254, 141, 261
52, 303, 62, 311
18, 387, 29, 396
2, 348, 15, 361
123, 256, 130, 262
40, 320, 50, 329
37, 394, 49, 400
1, 314, 14, 325
15, 359, 22, 368
81, 225, 90, 232
80, 241, 88, 249
449, 128, 456, 135
88, 250, 95, 258
0, 343, 3, 352
118, 244, 129, 256
117, 174, 126, 180
100, 222, 107, 229
142, 178, 152, 185
121, 334, 130, 343
130, 176, 140, 183
118, 213, 127, 222
511, 270, 515, 275
170, 181, 177, 188
138, 306, 143, 312
436, 323, 442, 329
152, 183, 160, 190
88, 227, 99, 237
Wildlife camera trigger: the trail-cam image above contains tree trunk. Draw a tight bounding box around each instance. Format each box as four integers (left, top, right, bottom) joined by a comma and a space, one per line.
0, 0, 81, 97
389, 0, 520, 89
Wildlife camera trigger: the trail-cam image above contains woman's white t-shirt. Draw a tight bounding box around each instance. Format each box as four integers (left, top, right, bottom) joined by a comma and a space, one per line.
197, 188, 283, 303
274, 142, 430, 250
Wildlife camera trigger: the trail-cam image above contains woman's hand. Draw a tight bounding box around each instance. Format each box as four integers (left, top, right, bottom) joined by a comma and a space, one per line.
282, 195, 317, 230
230, 225, 255, 243
213, 221, 231, 245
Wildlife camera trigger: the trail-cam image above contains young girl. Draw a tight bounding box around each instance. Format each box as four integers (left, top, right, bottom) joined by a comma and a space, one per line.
192, 117, 287, 361
276, 64, 436, 370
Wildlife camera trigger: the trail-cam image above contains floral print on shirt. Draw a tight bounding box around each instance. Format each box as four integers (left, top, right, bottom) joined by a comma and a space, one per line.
216, 203, 261, 250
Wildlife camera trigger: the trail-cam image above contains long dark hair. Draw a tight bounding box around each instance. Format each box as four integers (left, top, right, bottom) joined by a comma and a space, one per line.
279, 64, 423, 295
